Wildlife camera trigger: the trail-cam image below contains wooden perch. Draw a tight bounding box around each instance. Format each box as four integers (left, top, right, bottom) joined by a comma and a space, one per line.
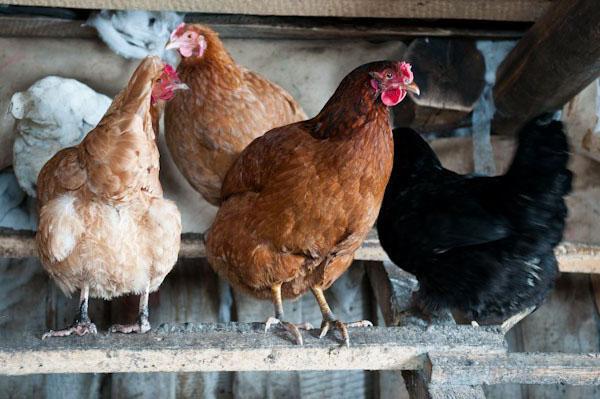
430, 352, 600, 386
394, 38, 485, 132
0, 323, 505, 376
1, 228, 599, 273
493, 0, 600, 135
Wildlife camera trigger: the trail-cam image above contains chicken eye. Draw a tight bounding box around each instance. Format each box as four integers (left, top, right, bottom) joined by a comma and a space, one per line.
385, 72, 393, 79
187, 33, 193, 38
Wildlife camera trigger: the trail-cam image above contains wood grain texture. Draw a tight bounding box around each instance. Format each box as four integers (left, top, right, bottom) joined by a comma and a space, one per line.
0, 14, 527, 40
430, 353, 600, 385
492, 0, 600, 135
0, 323, 506, 375
2, 0, 552, 21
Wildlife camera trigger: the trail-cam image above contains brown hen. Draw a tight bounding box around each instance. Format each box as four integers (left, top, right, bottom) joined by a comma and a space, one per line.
205, 61, 419, 346
164, 24, 307, 205
37, 57, 188, 338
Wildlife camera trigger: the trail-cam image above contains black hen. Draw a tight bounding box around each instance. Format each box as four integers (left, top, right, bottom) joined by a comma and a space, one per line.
377, 116, 572, 321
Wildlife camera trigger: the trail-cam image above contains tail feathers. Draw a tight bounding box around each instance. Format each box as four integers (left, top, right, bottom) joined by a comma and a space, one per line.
507, 116, 572, 197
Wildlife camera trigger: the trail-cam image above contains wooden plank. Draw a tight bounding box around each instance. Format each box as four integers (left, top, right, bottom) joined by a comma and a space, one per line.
517, 273, 600, 398
2, 229, 598, 273
0, 323, 506, 376
430, 353, 600, 386
0, 14, 527, 40
2, 0, 553, 21
492, 0, 600, 135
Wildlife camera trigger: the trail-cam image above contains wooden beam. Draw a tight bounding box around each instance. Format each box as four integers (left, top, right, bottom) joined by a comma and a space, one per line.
430, 352, 600, 386
492, 0, 600, 135
2, 1, 553, 21
2, 229, 599, 273
0, 14, 527, 41
0, 228, 388, 261
395, 38, 485, 133
0, 322, 505, 376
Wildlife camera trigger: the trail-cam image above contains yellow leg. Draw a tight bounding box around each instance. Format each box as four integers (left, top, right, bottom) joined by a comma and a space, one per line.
264, 283, 312, 345
311, 286, 373, 347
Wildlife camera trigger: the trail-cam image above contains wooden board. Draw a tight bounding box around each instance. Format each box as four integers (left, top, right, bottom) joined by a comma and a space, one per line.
0, 15, 527, 41
2, 229, 598, 273
430, 353, 600, 385
0, 323, 505, 375
492, 0, 600, 135
2, 0, 553, 21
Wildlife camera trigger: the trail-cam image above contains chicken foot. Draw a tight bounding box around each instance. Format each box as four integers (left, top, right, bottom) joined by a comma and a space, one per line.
311, 287, 372, 347
264, 283, 312, 345
110, 285, 151, 334
42, 285, 97, 339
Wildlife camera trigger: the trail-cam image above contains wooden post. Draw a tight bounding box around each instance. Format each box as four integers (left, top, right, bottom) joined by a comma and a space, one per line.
492, 0, 600, 135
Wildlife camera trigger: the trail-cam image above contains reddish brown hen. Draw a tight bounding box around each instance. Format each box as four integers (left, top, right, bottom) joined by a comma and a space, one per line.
164, 23, 307, 205
37, 57, 188, 338
205, 61, 419, 346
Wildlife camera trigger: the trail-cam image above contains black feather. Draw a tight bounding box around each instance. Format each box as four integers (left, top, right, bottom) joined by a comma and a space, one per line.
377, 116, 572, 320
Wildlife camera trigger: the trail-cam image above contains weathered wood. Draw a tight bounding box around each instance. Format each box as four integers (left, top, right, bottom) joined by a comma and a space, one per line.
231, 262, 374, 398
0, 14, 527, 41
403, 361, 487, 399
430, 353, 600, 386
0, 323, 505, 376
492, 0, 600, 135
2, 229, 598, 274
516, 273, 600, 398
396, 38, 485, 132
3, 0, 552, 21
367, 263, 486, 398
366, 261, 417, 326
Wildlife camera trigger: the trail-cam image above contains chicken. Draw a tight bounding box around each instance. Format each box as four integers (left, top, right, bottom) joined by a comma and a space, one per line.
206, 61, 420, 346
164, 23, 307, 205
10, 76, 111, 198
36, 57, 188, 338
87, 10, 184, 66
376, 115, 572, 325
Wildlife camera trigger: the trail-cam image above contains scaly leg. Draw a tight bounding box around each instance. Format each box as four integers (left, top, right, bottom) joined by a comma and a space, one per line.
264, 283, 312, 345
42, 285, 97, 339
311, 286, 372, 347
110, 285, 151, 334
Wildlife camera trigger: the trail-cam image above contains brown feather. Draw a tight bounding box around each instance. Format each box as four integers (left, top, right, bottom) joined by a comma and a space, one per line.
205, 62, 395, 300
164, 24, 306, 205
36, 56, 181, 299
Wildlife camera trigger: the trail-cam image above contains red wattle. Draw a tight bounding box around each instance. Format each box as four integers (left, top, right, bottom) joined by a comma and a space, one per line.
381, 88, 406, 106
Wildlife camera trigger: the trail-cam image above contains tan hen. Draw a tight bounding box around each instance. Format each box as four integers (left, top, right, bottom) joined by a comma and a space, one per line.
37, 56, 187, 338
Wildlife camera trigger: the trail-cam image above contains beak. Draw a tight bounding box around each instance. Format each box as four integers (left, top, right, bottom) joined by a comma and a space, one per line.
165, 39, 180, 50
404, 82, 420, 96
172, 82, 190, 91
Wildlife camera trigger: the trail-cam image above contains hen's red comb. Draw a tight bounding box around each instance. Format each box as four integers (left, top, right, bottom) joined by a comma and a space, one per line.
163, 64, 180, 81
397, 62, 414, 84
170, 22, 186, 41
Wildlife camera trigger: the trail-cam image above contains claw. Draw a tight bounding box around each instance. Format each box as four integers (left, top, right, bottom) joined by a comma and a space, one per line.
42, 322, 97, 339
318, 319, 372, 347
263, 317, 312, 345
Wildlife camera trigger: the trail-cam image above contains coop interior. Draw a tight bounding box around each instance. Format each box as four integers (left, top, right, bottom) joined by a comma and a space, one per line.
1, 0, 600, 398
